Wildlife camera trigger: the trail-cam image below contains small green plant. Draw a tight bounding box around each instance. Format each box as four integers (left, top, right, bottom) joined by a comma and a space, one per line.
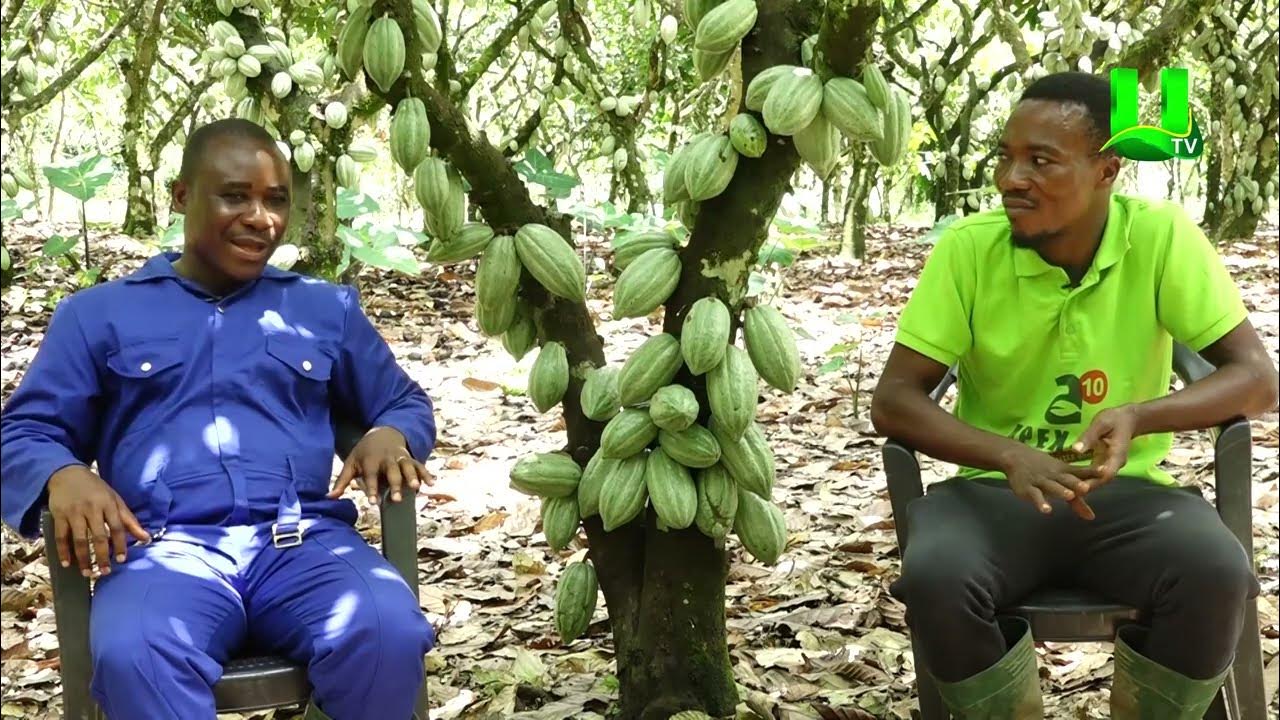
42, 153, 114, 285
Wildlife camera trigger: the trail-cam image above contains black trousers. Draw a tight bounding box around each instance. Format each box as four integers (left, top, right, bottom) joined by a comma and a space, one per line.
891, 476, 1259, 682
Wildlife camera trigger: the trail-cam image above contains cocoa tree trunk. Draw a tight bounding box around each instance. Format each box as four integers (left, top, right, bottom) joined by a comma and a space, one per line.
121, 0, 167, 238
370, 1, 870, 715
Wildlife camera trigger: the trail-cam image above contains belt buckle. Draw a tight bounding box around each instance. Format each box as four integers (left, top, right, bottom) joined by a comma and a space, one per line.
271, 522, 303, 549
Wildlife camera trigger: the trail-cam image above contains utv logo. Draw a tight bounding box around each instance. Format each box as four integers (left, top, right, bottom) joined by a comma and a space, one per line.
1102, 67, 1203, 161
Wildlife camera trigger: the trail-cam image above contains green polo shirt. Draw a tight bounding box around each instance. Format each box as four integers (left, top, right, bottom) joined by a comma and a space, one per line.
896, 193, 1248, 485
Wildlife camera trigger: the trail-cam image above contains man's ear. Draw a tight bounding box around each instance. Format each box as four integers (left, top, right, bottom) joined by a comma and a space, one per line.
1097, 153, 1121, 188
171, 179, 189, 214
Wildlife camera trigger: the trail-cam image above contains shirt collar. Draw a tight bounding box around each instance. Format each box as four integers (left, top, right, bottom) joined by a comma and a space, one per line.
124, 251, 302, 285
1012, 194, 1132, 282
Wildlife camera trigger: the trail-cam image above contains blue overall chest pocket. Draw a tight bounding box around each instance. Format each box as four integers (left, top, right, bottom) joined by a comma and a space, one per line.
105, 337, 184, 433
259, 334, 335, 418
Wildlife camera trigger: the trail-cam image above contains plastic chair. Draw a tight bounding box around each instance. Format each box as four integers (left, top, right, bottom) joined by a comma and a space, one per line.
42, 418, 431, 720
882, 343, 1267, 719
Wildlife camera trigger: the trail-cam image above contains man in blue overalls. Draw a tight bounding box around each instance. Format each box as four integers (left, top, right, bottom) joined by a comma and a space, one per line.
1, 118, 436, 720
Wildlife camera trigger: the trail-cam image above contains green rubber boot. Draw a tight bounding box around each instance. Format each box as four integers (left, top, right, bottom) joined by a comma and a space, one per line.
303, 699, 334, 720
935, 617, 1045, 719
1111, 625, 1228, 719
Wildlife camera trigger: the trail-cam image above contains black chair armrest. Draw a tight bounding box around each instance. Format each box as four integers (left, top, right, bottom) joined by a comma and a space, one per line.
380, 488, 420, 591
1170, 342, 1254, 559
41, 510, 99, 720
882, 369, 958, 552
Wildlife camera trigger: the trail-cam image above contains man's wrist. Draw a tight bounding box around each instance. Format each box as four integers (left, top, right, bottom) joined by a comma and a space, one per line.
367, 425, 408, 448
1122, 402, 1151, 437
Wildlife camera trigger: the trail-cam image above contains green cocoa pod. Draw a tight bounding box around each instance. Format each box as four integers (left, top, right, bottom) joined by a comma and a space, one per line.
645, 448, 697, 530
822, 76, 882, 142
514, 223, 586, 303
729, 113, 767, 158
554, 561, 598, 641
683, 134, 737, 201
648, 384, 699, 432
474, 235, 521, 336
578, 450, 619, 518
414, 157, 464, 241
501, 305, 537, 360
743, 304, 800, 392
745, 65, 792, 112
710, 418, 774, 498
427, 223, 493, 263
510, 452, 581, 497
363, 15, 406, 93
658, 424, 721, 469
600, 408, 659, 459
762, 66, 823, 136
618, 333, 683, 407
613, 248, 681, 319
391, 97, 431, 173
695, 463, 738, 540
693, 0, 757, 54
542, 495, 580, 551
706, 345, 758, 439
734, 488, 786, 565
599, 453, 649, 530
680, 296, 731, 375
528, 341, 569, 412
612, 230, 679, 271
580, 366, 622, 422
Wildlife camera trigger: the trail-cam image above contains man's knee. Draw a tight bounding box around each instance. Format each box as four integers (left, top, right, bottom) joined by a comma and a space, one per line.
896, 544, 995, 624
1165, 539, 1258, 614
315, 588, 433, 672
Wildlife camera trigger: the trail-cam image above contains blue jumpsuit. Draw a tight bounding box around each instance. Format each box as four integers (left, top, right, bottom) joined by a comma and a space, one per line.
0, 253, 437, 719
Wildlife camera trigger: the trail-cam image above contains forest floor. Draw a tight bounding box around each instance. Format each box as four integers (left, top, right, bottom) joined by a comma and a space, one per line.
1, 218, 1276, 720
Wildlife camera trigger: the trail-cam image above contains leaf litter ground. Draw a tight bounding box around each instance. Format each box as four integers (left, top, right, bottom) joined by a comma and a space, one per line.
1, 220, 1277, 720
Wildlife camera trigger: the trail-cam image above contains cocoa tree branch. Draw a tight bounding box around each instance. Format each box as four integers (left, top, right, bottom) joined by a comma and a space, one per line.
5, 0, 145, 119
1102, 0, 1213, 83
883, 0, 939, 38
456, 0, 548, 96
149, 76, 216, 165
1, 0, 29, 38
0, 0, 54, 105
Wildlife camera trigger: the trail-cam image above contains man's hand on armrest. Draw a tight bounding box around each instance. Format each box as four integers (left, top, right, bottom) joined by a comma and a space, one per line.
328, 426, 435, 504
871, 343, 1100, 520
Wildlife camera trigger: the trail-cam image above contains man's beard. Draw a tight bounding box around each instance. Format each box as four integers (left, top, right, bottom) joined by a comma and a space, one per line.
1010, 227, 1061, 248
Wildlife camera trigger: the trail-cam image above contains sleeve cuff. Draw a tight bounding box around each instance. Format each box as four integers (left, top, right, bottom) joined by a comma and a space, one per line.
895, 329, 961, 369
371, 410, 436, 463
1185, 307, 1248, 353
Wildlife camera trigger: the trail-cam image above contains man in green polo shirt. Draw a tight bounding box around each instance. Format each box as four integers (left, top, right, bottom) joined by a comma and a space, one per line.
870, 71, 1277, 719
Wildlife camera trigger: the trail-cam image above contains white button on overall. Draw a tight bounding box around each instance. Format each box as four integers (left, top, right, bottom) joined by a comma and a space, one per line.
140, 361, 153, 372
302, 360, 313, 372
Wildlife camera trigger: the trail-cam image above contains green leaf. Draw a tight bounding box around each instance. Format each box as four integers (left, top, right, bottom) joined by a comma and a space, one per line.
42, 154, 114, 202
1, 246, 10, 272
793, 326, 816, 341
817, 356, 847, 374
835, 312, 859, 325
159, 215, 185, 249
41, 234, 78, 257
757, 245, 795, 267
336, 187, 380, 219
2, 198, 27, 222
824, 342, 858, 356
746, 271, 768, 297
513, 148, 579, 199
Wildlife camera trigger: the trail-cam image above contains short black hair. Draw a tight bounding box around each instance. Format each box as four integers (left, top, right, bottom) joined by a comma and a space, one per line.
1019, 71, 1114, 152
178, 118, 281, 184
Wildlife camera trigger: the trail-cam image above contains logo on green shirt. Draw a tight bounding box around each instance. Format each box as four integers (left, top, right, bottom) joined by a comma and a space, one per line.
1103, 67, 1203, 162
1010, 369, 1111, 453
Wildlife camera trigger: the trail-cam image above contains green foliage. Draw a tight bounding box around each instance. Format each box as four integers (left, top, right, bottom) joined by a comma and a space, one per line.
513, 148, 580, 200
42, 154, 114, 203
